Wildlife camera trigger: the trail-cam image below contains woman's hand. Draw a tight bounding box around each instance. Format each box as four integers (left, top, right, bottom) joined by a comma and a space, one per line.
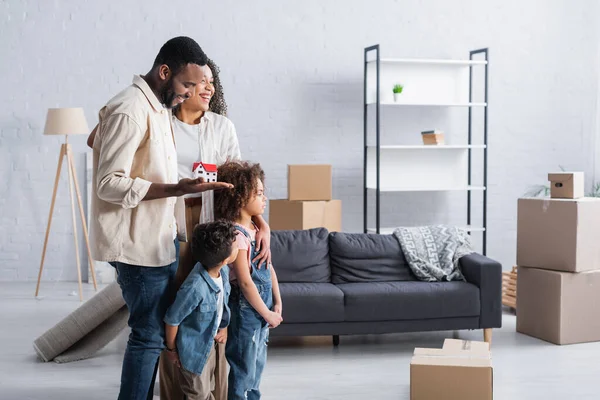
253, 224, 272, 268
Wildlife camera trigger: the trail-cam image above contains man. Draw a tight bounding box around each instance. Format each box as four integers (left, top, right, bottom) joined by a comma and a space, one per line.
90, 36, 232, 400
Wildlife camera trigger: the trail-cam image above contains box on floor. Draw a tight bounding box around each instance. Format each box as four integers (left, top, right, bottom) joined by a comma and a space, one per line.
516, 266, 600, 345
517, 197, 600, 272
269, 199, 341, 232
410, 339, 492, 400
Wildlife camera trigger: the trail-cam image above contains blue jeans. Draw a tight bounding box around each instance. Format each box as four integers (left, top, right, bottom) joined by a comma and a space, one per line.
112, 240, 179, 400
226, 284, 272, 400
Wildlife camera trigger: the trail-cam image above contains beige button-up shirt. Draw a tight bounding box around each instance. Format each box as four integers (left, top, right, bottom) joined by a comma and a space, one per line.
90, 75, 179, 267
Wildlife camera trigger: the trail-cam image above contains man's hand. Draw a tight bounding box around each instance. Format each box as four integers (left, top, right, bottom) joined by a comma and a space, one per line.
215, 328, 228, 344
253, 225, 271, 268
144, 178, 233, 201
273, 302, 283, 316
165, 349, 181, 368
176, 178, 233, 196
265, 310, 283, 329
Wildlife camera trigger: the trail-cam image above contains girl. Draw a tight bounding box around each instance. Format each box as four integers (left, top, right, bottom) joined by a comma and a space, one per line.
214, 161, 283, 400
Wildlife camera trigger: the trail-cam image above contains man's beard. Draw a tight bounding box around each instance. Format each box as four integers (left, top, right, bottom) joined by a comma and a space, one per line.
160, 79, 178, 109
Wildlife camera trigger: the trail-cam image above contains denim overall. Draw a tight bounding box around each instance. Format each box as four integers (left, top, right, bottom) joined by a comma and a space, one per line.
226, 225, 273, 400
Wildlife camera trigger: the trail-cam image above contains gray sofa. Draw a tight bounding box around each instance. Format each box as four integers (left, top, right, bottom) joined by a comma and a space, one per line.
269, 228, 502, 345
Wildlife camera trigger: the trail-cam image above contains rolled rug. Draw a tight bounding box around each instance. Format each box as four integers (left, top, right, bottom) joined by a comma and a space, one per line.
54, 305, 129, 363
33, 281, 126, 362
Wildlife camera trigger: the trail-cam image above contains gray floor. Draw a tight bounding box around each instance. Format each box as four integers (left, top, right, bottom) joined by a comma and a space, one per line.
2, 282, 599, 400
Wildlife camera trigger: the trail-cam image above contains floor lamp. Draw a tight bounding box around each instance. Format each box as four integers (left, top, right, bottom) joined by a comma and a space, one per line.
35, 108, 98, 301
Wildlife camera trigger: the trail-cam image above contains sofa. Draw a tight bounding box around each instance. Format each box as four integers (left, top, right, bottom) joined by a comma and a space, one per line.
268, 228, 502, 345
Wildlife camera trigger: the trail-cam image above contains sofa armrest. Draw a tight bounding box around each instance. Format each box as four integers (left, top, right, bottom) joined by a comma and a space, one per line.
460, 253, 502, 329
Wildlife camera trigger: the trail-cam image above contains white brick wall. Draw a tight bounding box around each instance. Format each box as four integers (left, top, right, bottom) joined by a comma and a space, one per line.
1, 0, 599, 281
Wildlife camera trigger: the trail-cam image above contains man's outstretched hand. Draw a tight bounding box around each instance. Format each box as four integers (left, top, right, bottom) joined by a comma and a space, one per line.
176, 178, 233, 195
144, 177, 233, 201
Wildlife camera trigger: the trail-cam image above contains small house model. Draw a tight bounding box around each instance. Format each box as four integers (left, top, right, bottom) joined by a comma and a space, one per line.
192, 162, 218, 182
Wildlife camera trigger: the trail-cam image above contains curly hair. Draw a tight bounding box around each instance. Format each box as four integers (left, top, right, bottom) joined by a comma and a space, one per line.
190, 220, 237, 269
214, 161, 265, 222
207, 58, 227, 116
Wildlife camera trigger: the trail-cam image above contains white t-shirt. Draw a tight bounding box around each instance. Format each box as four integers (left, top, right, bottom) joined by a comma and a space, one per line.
172, 111, 242, 240
211, 273, 224, 332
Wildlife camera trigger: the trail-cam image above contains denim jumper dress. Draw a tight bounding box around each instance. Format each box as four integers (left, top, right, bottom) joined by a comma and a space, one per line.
226, 225, 273, 400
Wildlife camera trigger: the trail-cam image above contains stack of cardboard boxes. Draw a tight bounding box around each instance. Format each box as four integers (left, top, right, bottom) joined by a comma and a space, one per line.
269, 164, 342, 232
516, 172, 600, 345
410, 339, 493, 400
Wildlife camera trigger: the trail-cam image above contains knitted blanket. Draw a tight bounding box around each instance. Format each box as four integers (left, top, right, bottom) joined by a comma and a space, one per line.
393, 225, 473, 282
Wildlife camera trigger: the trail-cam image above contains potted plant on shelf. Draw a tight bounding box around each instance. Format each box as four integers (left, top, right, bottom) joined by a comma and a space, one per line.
393, 84, 403, 102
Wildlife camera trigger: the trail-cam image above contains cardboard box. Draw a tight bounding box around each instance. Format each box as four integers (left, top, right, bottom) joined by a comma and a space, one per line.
421, 129, 445, 145
410, 339, 492, 400
442, 338, 490, 353
288, 164, 332, 201
548, 172, 584, 199
516, 197, 600, 272
269, 199, 341, 232
516, 266, 600, 345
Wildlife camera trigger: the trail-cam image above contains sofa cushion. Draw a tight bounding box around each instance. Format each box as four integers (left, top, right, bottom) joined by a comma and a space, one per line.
329, 232, 415, 283
337, 281, 480, 322
271, 228, 330, 283
278, 283, 344, 323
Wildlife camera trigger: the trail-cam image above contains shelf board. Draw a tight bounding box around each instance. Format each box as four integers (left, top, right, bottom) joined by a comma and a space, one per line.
369, 145, 486, 150
367, 226, 486, 234
366, 186, 486, 192
368, 101, 487, 107
367, 58, 487, 66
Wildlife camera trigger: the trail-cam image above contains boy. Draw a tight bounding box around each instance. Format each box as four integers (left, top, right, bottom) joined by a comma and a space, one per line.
163, 220, 239, 399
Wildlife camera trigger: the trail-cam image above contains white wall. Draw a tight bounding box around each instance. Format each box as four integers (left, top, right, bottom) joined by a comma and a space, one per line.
1, 0, 599, 281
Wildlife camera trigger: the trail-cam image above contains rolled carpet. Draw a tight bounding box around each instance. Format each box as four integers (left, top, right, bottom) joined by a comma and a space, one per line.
54, 306, 129, 363
33, 281, 126, 362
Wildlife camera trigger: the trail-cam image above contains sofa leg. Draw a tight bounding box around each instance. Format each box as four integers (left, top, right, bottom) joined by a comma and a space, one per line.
483, 328, 492, 345
333, 335, 340, 347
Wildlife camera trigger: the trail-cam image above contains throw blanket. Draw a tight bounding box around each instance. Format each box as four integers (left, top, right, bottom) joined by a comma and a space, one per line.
393, 225, 473, 282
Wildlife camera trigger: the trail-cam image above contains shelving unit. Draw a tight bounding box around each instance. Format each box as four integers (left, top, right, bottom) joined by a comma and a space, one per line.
363, 44, 489, 255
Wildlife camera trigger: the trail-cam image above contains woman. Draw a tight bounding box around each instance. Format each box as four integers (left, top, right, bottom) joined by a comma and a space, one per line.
172, 58, 271, 257
160, 58, 272, 400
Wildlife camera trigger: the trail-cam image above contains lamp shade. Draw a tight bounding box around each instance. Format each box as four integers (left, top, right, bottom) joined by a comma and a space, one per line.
43, 108, 90, 135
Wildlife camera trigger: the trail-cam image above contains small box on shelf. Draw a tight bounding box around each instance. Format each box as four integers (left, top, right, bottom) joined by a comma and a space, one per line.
421, 129, 445, 145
